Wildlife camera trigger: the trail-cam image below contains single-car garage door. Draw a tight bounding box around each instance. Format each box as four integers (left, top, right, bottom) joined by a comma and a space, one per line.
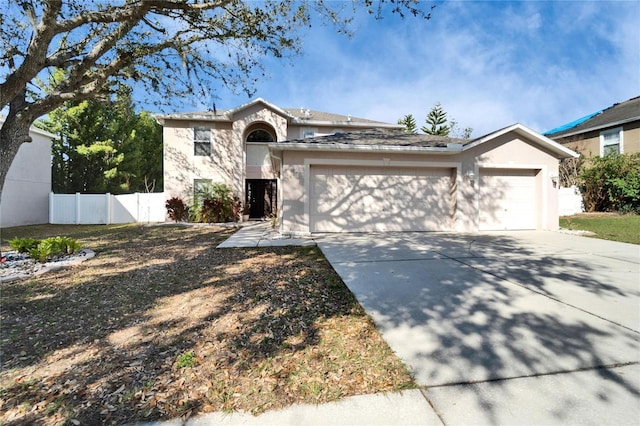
479, 168, 538, 230
310, 165, 455, 232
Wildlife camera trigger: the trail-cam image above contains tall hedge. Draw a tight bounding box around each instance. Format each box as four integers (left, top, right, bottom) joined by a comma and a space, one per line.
580, 153, 640, 213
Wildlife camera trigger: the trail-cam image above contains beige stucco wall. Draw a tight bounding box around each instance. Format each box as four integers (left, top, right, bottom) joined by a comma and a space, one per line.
277, 133, 562, 234
0, 130, 52, 227
163, 120, 242, 201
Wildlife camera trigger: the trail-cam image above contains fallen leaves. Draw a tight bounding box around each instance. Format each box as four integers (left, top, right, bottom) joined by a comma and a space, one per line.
0, 224, 414, 425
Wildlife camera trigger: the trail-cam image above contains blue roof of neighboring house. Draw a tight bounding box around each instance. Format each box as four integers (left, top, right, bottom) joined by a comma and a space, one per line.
544, 96, 640, 138
543, 110, 602, 135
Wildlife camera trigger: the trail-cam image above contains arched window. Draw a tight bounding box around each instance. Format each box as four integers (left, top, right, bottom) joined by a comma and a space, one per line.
247, 129, 275, 142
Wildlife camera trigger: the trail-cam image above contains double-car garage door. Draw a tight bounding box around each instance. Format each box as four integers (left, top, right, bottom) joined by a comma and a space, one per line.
309, 165, 539, 232
310, 165, 455, 232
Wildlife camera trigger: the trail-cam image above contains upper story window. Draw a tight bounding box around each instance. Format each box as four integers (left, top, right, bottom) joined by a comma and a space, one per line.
194, 127, 212, 156
600, 127, 623, 156
247, 129, 274, 142
303, 129, 315, 139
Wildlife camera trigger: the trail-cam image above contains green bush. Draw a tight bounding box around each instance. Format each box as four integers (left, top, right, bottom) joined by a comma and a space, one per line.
580, 153, 640, 214
49, 236, 81, 254
8, 237, 40, 253
191, 182, 240, 223
10, 236, 82, 263
28, 240, 58, 263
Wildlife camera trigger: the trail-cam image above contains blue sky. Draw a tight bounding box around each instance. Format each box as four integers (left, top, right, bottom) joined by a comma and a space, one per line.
178, 0, 640, 137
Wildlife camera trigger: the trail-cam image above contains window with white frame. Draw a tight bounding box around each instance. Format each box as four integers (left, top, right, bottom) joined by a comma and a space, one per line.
193, 127, 212, 156
303, 129, 315, 139
600, 127, 623, 156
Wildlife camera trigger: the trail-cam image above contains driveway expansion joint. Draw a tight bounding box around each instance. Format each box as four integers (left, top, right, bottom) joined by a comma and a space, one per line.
424, 361, 640, 389
419, 387, 447, 426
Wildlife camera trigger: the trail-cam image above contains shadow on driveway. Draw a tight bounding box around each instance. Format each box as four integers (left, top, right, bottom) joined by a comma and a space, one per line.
317, 231, 640, 424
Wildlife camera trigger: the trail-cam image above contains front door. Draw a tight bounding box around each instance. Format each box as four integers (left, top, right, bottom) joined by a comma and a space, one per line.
245, 179, 277, 219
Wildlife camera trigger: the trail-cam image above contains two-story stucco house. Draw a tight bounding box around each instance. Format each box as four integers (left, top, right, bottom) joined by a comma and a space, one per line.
0, 118, 55, 227
156, 98, 402, 219
159, 98, 577, 234
544, 96, 640, 157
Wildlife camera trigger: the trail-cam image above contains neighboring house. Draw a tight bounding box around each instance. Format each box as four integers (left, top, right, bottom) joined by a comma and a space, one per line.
159, 98, 577, 234
0, 119, 54, 227
544, 96, 640, 157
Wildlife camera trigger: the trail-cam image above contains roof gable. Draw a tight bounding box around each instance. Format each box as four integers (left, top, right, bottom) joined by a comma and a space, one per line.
466, 124, 578, 159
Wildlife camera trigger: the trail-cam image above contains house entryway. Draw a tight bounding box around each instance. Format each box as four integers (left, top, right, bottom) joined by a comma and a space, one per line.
245, 179, 277, 219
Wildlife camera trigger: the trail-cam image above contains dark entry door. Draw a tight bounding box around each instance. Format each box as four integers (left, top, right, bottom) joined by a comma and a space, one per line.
246, 179, 277, 218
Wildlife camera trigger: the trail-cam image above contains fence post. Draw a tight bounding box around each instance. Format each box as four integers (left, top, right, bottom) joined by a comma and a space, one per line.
106, 193, 111, 225
75, 192, 81, 225
49, 192, 54, 224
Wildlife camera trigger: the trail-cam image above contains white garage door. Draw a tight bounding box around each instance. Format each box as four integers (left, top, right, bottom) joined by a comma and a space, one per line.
310, 165, 455, 232
479, 168, 538, 230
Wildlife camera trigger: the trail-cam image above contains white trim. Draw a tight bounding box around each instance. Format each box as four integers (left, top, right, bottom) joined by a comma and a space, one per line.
599, 126, 624, 156
466, 124, 578, 159
303, 158, 461, 233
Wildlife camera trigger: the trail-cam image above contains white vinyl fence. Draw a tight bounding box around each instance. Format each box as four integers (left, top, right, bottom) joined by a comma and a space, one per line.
49, 192, 166, 224
559, 186, 584, 216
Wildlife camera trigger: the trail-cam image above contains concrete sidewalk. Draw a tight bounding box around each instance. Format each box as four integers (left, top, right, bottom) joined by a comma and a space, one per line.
216, 222, 315, 248
137, 389, 440, 426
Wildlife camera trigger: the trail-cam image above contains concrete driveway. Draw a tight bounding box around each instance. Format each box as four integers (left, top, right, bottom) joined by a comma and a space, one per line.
316, 231, 640, 425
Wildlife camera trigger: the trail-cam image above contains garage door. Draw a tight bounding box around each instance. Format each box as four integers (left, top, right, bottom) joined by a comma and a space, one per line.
479, 168, 538, 230
310, 165, 455, 232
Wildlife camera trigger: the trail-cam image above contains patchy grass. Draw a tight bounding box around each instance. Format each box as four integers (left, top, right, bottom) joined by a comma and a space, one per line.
560, 213, 640, 245
0, 224, 414, 425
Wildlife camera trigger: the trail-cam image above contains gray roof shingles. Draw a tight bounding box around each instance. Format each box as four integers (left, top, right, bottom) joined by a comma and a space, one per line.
276, 128, 471, 148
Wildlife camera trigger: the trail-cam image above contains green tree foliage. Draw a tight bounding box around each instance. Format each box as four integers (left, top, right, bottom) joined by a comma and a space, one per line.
580, 153, 640, 213
41, 89, 163, 194
399, 102, 473, 138
0, 0, 433, 198
421, 102, 450, 136
397, 114, 418, 134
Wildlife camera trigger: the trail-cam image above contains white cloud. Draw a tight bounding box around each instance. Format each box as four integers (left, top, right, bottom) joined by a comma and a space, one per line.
185, 1, 640, 138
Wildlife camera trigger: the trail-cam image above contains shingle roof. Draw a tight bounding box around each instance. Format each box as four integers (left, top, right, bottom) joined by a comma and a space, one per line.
155, 98, 398, 127
270, 124, 578, 159
277, 128, 470, 148
281, 108, 382, 124
545, 96, 640, 138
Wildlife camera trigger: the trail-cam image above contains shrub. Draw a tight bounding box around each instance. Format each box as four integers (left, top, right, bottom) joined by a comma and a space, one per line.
28, 240, 58, 263
23, 236, 81, 263
580, 153, 640, 213
9, 237, 40, 253
49, 236, 81, 254
191, 182, 239, 223
166, 197, 189, 222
